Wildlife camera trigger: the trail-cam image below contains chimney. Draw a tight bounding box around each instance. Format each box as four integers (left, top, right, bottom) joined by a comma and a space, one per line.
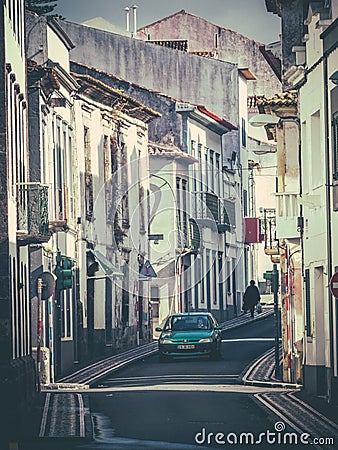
124, 7, 130, 32
132, 5, 138, 36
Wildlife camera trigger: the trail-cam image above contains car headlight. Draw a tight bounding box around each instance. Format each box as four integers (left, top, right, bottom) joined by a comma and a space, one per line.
160, 339, 173, 344
199, 337, 213, 343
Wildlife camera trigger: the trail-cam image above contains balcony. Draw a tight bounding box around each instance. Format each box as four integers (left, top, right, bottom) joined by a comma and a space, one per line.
188, 218, 201, 251
193, 192, 235, 233
17, 183, 50, 244
262, 208, 279, 256
275, 193, 299, 239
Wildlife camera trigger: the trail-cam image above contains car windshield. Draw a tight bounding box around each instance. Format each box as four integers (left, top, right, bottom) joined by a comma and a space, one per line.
166, 316, 212, 331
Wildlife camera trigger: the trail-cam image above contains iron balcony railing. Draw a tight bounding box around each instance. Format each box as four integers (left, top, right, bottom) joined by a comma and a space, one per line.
17, 182, 49, 240
262, 208, 279, 255
193, 192, 236, 232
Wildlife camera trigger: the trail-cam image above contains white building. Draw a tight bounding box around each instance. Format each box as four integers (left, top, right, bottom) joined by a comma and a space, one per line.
72, 71, 160, 351
0, 0, 36, 436
177, 103, 242, 321
266, 0, 338, 401
292, 2, 338, 400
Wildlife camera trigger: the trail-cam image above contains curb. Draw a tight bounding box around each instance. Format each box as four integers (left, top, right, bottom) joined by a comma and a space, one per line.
240, 345, 302, 390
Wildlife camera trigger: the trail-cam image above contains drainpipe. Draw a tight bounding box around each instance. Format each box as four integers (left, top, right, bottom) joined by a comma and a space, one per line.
323, 56, 334, 403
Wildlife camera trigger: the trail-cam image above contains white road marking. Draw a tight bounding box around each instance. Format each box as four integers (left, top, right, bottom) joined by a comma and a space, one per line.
77, 393, 85, 437
221, 338, 280, 342
39, 392, 51, 437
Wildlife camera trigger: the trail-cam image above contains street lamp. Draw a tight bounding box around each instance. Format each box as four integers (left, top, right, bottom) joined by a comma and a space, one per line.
252, 142, 277, 155
329, 70, 338, 85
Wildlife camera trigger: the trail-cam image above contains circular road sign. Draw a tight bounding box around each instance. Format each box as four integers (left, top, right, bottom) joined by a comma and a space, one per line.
330, 272, 338, 298
38, 271, 56, 300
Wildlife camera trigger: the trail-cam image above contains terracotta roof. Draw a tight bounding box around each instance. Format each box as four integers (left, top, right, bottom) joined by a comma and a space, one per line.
197, 106, 237, 131
72, 72, 161, 122
257, 91, 298, 107
189, 50, 216, 58
148, 142, 197, 164
148, 40, 188, 51
70, 61, 184, 103
248, 96, 265, 109
239, 68, 256, 80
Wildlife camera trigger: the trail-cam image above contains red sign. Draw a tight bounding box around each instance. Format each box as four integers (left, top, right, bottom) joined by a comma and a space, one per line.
330, 272, 338, 298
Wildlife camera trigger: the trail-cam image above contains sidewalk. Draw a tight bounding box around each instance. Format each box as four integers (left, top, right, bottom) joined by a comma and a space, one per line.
21, 307, 338, 445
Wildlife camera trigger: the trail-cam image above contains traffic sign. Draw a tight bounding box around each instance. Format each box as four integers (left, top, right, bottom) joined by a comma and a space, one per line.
39, 272, 56, 300
330, 272, 338, 298
140, 260, 157, 278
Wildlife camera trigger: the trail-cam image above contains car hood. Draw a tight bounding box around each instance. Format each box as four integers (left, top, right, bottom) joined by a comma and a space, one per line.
160, 330, 214, 340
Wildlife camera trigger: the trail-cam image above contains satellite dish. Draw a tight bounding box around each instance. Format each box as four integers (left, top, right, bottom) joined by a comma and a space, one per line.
38, 272, 56, 300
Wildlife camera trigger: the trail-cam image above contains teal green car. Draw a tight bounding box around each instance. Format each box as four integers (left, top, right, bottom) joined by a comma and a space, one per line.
156, 312, 222, 362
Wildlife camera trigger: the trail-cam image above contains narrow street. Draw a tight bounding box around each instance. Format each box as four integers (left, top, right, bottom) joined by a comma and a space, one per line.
18, 316, 338, 450
2, 3, 338, 449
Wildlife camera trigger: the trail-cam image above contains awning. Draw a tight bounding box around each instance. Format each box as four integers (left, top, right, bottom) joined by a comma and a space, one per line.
87, 250, 124, 278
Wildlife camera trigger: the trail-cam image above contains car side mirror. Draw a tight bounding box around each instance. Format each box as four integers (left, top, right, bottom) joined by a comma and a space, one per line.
155, 327, 162, 332
216, 325, 223, 330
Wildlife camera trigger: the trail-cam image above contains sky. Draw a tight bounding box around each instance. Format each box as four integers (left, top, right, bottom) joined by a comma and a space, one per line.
54, 0, 281, 44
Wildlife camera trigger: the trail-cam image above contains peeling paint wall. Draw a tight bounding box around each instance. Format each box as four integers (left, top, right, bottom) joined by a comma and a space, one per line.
61, 21, 239, 126
137, 10, 281, 97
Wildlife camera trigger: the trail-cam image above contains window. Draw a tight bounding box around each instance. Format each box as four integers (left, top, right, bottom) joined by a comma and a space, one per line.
206, 251, 211, 310
223, 199, 236, 228
204, 148, 209, 190
151, 286, 159, 319
122, 289, 129, 325
210, 150, 214, 191
311, 111, 321, 188
61, 290, 72, 339
182, 179, 188, 246
241, 117, 247, 147
103, 135, 110, 182
243, 190, 248, 217
304, 269, 311, 337
191, 140, 196, 157
205, 192, 219, 222
226, 260, 231, 294
215, 154, 220, 196
84, 126, 93, 221
333, 112, 338, 180
213, 251, 217, 305
176, 177, 182, 237
198, 144, 202, 191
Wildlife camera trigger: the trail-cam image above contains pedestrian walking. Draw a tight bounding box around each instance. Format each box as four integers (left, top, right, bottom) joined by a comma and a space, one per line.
242, 280, 261, 317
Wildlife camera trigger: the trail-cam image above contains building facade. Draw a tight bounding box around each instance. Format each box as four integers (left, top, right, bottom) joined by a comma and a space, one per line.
0, 0, 36, 438
266, 0, 338, 402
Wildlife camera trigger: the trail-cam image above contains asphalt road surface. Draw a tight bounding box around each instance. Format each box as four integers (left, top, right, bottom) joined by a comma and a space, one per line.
84, 316, 301, 449
19, 316, 317, 449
